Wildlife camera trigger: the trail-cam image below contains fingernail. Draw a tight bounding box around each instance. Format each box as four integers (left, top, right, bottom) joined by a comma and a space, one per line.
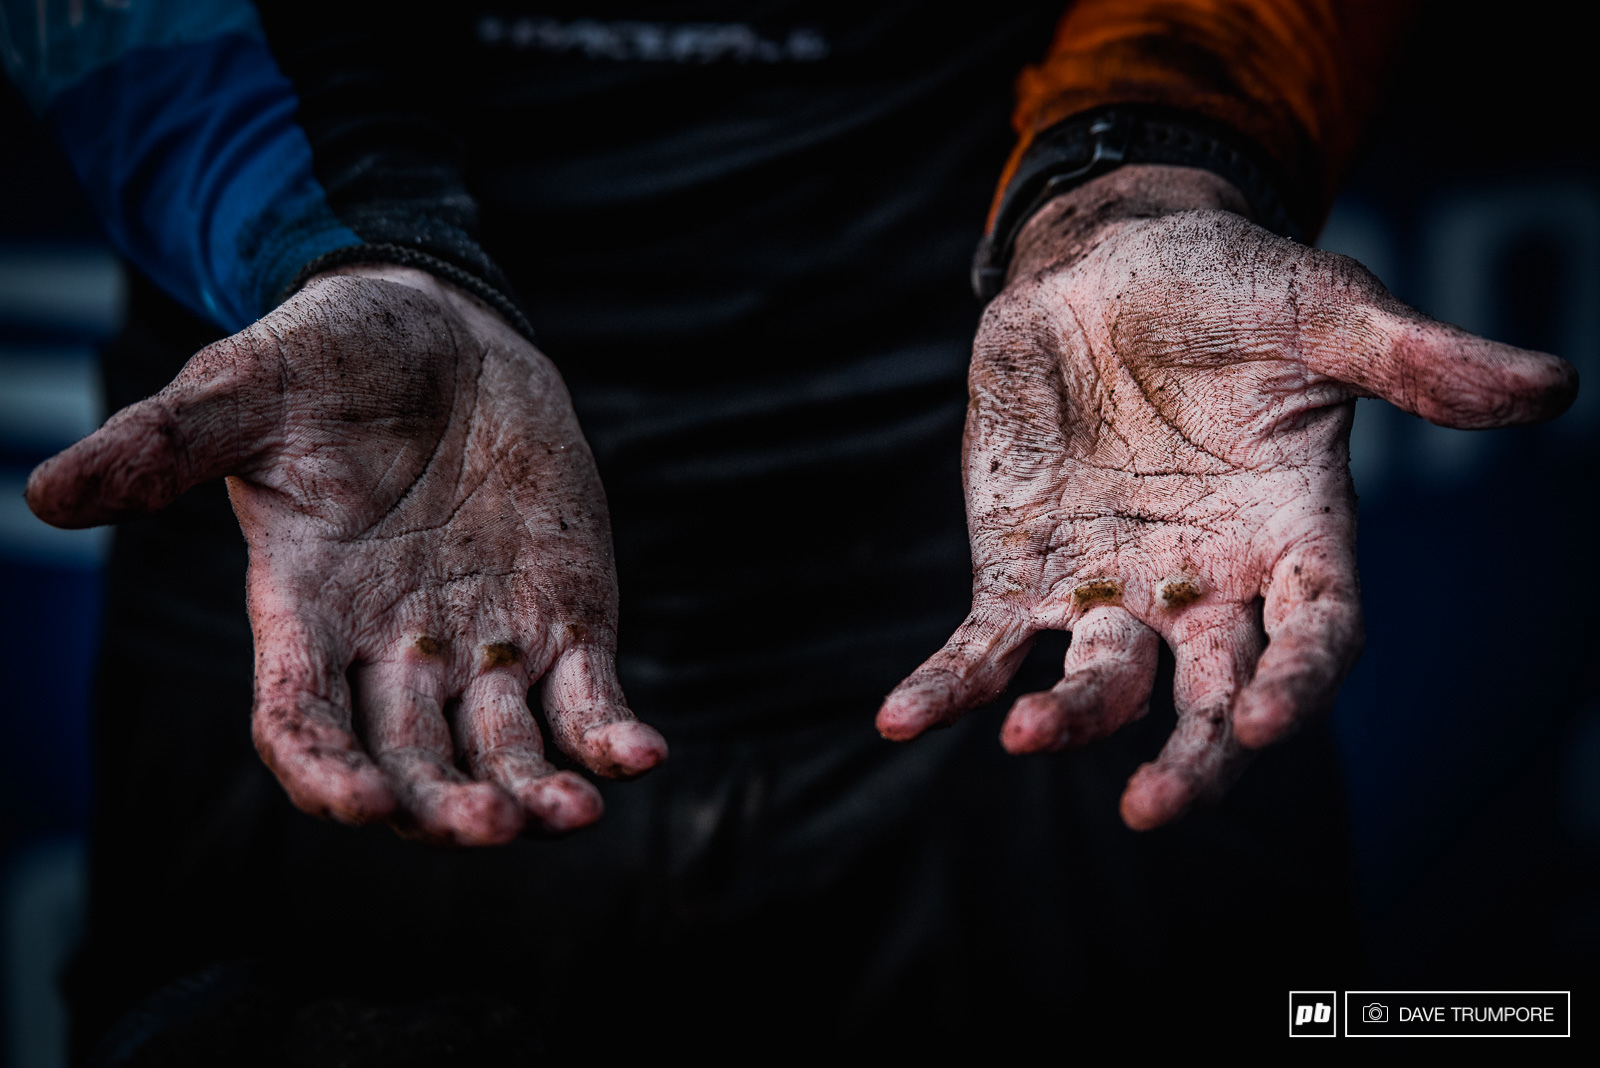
598, 721, 668, 772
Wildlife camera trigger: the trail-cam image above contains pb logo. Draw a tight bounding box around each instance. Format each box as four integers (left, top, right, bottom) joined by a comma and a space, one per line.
1289, 991, 1338, 1037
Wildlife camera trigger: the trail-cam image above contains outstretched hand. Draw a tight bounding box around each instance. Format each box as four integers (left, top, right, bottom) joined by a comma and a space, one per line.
879, 165, 1576, 830
28, 265, 666, 845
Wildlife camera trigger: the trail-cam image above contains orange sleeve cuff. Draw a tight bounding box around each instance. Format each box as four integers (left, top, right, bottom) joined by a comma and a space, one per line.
991, 0, 1419, 232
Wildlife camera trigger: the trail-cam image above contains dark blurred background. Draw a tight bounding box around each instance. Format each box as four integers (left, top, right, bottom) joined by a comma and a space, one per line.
0, 1, 1595, 1061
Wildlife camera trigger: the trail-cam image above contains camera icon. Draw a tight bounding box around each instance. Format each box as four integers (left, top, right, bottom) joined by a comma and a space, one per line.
1362, 1003, 1389, 1024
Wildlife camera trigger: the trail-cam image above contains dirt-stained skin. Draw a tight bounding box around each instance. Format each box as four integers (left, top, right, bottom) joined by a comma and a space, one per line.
876, 164, 1578, 831
1072, 578, 1123, 610
24, 166, 1578, 845
480, 641, 522, 670
26, 265, 668, 845
1158, 576, 1203, 608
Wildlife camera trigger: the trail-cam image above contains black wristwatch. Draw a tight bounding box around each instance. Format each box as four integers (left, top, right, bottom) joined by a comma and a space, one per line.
972, 105, 1309, 300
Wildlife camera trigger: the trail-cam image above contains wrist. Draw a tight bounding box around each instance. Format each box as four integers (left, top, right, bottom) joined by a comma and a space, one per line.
312, 262, 446, 294
1007, 164, 1249, 285
975, 106, 1307, 300
291, 244, 534, 343
306, 263, 529, 348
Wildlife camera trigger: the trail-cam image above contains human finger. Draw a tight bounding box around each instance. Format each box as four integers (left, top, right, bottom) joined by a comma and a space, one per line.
540, 643, 667, 779
455, 649, 604, 834
1232, 536, 1363, 749
877, 599, 1036, 742
355, 642, 523, 845
1119, 606, 1259, 831
250, 610, 396, 826
1294, 249, 1577, 428
25, 336, 281, 528
1000, 606, 1159, 753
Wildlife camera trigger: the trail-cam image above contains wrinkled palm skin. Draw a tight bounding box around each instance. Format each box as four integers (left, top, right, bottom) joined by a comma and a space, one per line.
879, 166, 1577, 830
28, 267, 666, 845
27, 167, 1577, 845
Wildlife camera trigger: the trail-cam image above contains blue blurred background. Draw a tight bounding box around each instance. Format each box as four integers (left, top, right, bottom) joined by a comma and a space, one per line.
0, 2, 1595, 1063
0, 68, 120, 1067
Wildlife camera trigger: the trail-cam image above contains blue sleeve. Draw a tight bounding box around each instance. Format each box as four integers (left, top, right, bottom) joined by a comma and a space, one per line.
0, 0, 363, 331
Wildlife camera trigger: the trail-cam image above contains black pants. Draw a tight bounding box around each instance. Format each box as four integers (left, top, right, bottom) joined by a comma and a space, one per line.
67, 278, 1362, 1064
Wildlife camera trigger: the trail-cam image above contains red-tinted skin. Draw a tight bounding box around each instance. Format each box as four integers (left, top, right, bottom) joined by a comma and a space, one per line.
878, 165, 1578, 830
27, 166, 1577, 844
27, 266, 666, 845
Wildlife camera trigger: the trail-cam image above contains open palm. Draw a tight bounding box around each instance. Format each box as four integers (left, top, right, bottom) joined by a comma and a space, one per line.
879, 174, 1575, 830
28, 267, 666, 844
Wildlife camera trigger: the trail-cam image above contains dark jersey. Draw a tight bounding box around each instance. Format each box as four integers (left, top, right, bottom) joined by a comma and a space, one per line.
250, 3, 1066, 730
0, 2, 1400, 1057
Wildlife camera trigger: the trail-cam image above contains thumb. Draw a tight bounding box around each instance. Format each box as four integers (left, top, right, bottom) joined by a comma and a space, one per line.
25, 337, 280, 528
1297, 251, 1577, 429
1361, 311, 1576, 429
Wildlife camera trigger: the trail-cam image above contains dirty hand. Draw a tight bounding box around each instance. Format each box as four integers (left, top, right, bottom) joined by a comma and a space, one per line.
878, 165, 1576, 830
27, 265, 666, 844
